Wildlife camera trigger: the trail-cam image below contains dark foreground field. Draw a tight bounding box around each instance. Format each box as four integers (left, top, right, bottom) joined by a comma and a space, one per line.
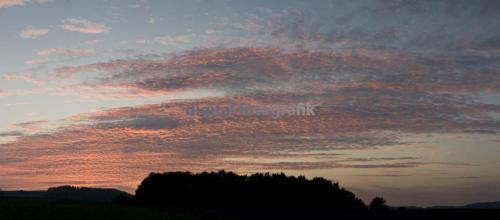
2, 198, 500, 220
2, 172, 500, 219
0, 198, 169, 220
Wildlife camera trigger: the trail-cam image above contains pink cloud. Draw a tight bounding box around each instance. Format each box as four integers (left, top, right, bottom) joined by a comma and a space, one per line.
0, 0, 49, 8
154, 34, 194, 46
19, 26, 49, 39
60, 17, 110, 34
37, 48, 94, 57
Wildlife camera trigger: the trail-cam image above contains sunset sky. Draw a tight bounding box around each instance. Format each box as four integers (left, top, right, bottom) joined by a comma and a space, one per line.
1, 0, 499, 207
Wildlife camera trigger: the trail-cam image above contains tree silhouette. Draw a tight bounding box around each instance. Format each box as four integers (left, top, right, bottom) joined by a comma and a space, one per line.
369, 197, 389, 212
135, 170, 366, 210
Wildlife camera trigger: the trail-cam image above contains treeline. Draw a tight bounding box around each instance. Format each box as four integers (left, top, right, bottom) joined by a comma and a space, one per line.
0, 185, 132, 203
134, 170, 367, 210
47, 185, 132, 203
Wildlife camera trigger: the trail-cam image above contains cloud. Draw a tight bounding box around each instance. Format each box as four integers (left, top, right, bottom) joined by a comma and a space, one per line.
12, 120, 48, 132
52, 47, 500, 99
0, 131, 24, 137
264, 0, 500, 51
12, 43, 493, 182
0, 0, 25, 8
0, 94, 487, 169
461, 176, 481, 179
25, 59, 43, 65
2, 69, 44, 86
154, 34, 193, 46
37, 48, 94, 57
130, 35, 195, 46
60, 17, 110, 34
0, 0, 48, 8
19, 26, 49, 38
205, 29, 216, 34
45, 46, 499, 143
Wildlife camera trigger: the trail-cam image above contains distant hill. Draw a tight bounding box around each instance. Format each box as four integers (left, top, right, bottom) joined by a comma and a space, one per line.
0, 185, 132, 203
422, 201, 500, 210
463, 201, 500, 209
0, 190, 46, 198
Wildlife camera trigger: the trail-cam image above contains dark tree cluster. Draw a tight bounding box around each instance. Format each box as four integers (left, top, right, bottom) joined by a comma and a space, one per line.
369, 197, 389, 212
135, 170, 366, 210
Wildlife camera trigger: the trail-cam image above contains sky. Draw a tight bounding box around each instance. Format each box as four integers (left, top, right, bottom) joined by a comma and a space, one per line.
0, 0, 499, 207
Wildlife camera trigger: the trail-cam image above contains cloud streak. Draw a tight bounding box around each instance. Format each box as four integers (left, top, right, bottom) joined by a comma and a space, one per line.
0, 0, 48, 8
19, 26, 49, 38
60, 17, 110, 34
0, 131, 24, 137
